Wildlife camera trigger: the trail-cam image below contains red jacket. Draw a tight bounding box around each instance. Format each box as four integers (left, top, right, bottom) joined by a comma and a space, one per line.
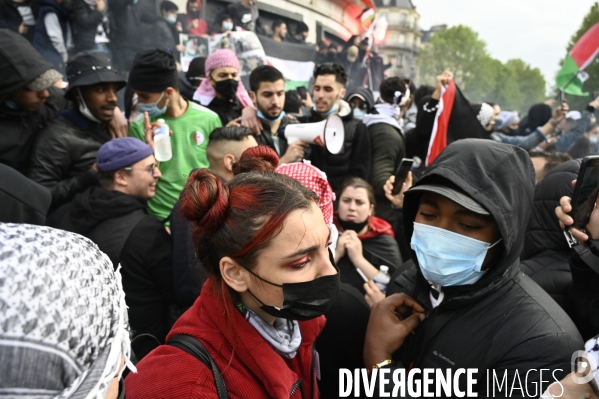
126, 277, 325, 398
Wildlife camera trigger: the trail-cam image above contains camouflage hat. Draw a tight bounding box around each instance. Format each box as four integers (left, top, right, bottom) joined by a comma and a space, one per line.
26, 69, 63, 91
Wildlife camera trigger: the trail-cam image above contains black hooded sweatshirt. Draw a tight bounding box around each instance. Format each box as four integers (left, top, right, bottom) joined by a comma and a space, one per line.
385, 140, 582, 397
521, 160, 580, 312
0, 29, 66, 173
53, 186, 147, 268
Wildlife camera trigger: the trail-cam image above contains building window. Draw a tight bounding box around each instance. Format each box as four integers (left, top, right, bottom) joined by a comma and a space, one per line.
382, 0, 391, 5
397, 54, 404, 66
399, 13, 406, 23
398, 33, 405, 44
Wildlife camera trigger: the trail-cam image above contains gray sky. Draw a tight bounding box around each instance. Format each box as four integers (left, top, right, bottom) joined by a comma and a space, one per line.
412, 0, 593, 92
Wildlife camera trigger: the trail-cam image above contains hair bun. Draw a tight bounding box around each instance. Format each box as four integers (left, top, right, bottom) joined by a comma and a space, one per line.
180, 169, 230, 234
232, 145, 279, 175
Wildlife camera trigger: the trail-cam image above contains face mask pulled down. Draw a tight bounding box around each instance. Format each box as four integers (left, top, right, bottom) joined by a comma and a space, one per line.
410, 222, 501, 287
246, 254, 340, 321
138, 91, 169, 117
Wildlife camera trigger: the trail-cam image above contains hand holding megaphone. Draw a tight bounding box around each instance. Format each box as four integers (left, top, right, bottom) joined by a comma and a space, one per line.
284, 114, 345, 155
280, 141, 309, 164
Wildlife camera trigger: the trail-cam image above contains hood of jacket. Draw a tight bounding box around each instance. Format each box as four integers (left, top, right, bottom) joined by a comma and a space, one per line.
345, 87, 375, 111
0, 29, 54, 102
402, 139, 535, 302
69, 186, 146, 234
362, 109, 402, 132
522, 159, 580, 260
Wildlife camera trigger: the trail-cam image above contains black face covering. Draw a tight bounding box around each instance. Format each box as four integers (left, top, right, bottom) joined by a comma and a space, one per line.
338, 218, 369, 233
246, 252, 340, 321
214, 78, 239, 101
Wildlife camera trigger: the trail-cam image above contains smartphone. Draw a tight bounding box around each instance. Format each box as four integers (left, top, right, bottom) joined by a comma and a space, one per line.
391, 158, 414, 195
557, 91, 564, 107
569, 155, 599, 229
297, 86, 308, 100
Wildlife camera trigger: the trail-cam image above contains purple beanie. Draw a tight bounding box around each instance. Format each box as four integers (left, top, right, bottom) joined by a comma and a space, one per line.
96, 138, 154, 172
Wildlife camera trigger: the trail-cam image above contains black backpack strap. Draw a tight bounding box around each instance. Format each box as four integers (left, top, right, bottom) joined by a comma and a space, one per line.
167, 334, 229, 399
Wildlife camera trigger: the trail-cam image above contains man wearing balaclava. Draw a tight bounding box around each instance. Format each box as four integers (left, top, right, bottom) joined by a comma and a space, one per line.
28, 51, 126, 210
128, 49, 222, 222
363, 139, 582, 396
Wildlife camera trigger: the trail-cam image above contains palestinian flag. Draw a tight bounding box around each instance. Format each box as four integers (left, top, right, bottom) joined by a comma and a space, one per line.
359, 8, 375, 29
557, 21, 599, 96
426, 79, 487, 166
258, 35, 316, 90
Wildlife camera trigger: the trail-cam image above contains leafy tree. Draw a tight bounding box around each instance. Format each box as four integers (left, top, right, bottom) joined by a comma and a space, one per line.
417, 25, 489, 95
559, 2, 599, 111
417, 25, 546, 114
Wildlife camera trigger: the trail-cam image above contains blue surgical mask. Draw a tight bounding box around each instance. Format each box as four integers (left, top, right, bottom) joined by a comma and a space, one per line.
314, 103, 339, 116
353, 108, 365, 120
258, 109, 285, 124
138, 92, 168, 117
223, 21, 233, 31
591, 136, 599, 145
410, 222, 502, 287
166, 14, 177, 24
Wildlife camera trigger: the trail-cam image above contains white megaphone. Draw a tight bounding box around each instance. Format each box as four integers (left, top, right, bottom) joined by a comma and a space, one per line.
284, 114, 345, 154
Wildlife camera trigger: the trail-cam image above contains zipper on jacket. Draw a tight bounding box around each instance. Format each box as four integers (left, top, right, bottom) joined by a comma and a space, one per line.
289, 379, 303, 398
310, 345, 316, 399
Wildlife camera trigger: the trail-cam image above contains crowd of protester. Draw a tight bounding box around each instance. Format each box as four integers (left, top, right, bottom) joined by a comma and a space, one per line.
1, 0, 599, 397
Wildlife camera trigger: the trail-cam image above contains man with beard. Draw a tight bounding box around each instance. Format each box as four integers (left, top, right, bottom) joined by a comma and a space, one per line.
249, 65, 307, 164
193, 49, 254, 126
298, 62, 371, 193
28, 51, 126, 210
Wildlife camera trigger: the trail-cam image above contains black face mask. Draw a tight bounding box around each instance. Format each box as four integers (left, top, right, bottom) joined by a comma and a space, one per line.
246, 252, 340, 321
338, 218, 369, 233
214, 78, 239, 101
189, 10, 199, 18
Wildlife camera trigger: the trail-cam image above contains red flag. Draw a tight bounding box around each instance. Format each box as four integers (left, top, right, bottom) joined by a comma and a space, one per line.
426, 80, 456, 166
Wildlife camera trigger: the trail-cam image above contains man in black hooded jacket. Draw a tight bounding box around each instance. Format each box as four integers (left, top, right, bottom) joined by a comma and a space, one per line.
0, 29, 65, 174
521, 159, 579, 313
364, 139, 582, 397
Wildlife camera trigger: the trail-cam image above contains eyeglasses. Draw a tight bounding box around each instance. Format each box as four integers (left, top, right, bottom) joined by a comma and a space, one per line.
122, 163, 159, 176
67, 65, 116, 80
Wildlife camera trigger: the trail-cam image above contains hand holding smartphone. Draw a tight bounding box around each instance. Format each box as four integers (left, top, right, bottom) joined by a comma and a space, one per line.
568, 156, 599, 230
391, 158, 414, 195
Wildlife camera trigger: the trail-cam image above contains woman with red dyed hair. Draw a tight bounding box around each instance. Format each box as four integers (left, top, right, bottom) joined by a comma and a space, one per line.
126, 145, 339, 398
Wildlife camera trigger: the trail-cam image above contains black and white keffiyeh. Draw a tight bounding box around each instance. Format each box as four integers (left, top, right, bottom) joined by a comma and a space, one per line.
0, 223, 135, 399
476, 102, 494, 128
